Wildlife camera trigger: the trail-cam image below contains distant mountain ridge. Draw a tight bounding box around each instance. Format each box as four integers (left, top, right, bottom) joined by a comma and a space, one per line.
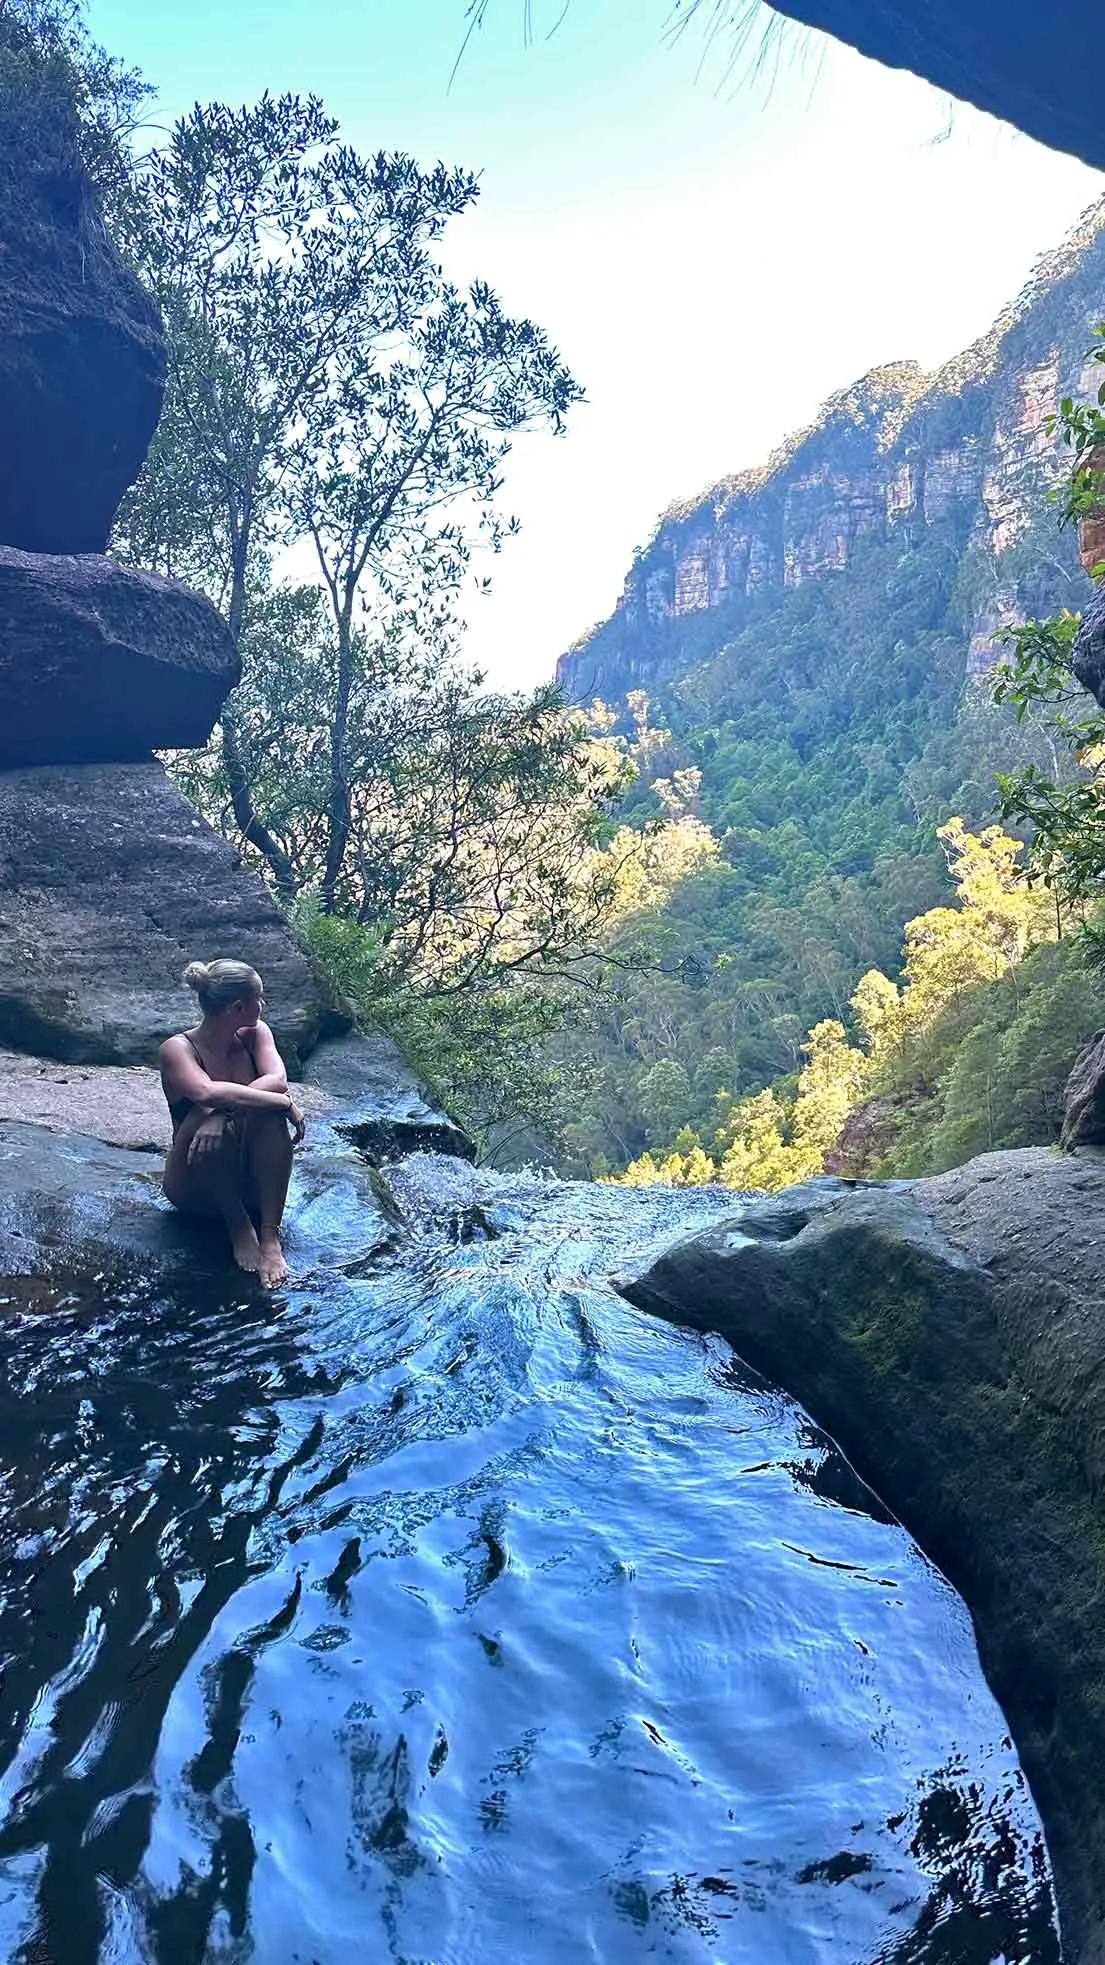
558, 199, 1105, 708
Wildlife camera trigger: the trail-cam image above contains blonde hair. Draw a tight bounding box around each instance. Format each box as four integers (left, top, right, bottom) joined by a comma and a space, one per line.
182, 959, 262, 1017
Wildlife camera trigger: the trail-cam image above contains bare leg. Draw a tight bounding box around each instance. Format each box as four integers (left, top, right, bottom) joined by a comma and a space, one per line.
243, 1111, 292, 1287
167, 1115, 262, 1277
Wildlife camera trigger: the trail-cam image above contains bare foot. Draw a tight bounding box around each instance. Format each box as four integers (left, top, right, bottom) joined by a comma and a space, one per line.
230, 1220, 263, 1276
258, 1235, 289, 1289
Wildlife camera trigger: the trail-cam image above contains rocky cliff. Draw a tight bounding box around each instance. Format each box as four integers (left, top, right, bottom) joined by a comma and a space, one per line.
0, 35, 334, 1069
0, 5, 165, 553
559, 200, 1105, 709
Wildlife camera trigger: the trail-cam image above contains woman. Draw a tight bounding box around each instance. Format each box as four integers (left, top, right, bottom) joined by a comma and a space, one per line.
160, 960, 306, 1288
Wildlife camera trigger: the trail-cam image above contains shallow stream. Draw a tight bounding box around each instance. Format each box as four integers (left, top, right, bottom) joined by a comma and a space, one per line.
0, 1154, 1058, 1963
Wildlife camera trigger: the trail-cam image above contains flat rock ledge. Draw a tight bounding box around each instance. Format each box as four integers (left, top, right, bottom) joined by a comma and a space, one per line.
0, 1033, 472, 1294
623, 1146, 1105, 1965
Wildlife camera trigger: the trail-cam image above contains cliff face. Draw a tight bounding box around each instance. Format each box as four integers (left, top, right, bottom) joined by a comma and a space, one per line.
0, 7, 166, 553
559, 202, 1105, 707
0, 24, 335, 1068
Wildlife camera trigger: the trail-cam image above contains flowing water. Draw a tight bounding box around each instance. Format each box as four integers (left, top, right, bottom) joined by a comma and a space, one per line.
0, 1153, 1058, 1964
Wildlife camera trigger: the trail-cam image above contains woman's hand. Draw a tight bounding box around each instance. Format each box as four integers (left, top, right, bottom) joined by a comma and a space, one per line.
286, 1100, 306, 1148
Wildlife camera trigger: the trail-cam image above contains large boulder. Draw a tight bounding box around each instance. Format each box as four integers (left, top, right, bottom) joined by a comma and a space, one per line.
1061, 1027, 1105, 1147
0, 14, 165, 553
624, 1148, 1105, 1965
1074, 582, 1105, 710
0, 760, 341, 1070
0, 548, 238, 765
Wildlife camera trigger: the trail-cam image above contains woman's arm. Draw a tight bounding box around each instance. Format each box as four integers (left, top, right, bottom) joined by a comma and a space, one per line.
160, 1035, 294, 1116
203, 1081, 295, 1113
239, 1018, 290, 1095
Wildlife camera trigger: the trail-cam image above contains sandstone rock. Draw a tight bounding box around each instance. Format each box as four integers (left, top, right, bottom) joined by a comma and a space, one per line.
768, 0, 1105, 175
821, 1091, 903, 1176
301, 1030, 473, 1164
0, 1047, 338, 1152
0, 17, 165, 553
0, 761, 340, 1069
1060, 1027, 1105, 1147
1074, 582, 1105, 710
557, 245, 1100, 713
0, 1113, 397, 1292
0, 548, 238, 766
1077, 446, 1105, 576
624, 1148, 1105, 1965
1081, 514, 1105, 578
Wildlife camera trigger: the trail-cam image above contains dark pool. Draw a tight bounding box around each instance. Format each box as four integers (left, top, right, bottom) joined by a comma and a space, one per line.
0, 1160, 1058, 1963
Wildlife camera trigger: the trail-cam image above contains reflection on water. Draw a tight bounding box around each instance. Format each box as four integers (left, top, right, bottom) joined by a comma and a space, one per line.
0, 1163, 1057, 1963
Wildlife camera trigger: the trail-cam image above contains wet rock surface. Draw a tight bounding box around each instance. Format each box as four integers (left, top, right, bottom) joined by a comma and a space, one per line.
0, 762, 337, 1069
0, 548, 239, 765
624, 1146, 1105, 1965
0, 1116, 397, 1291
0, 1031, 470, 1289
301, 1030, 474, 1164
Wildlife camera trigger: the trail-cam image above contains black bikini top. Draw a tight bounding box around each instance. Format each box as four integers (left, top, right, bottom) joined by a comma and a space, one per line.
166, 1029, 258, 1130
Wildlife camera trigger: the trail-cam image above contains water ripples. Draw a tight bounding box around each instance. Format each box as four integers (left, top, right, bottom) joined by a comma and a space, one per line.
0, 1163, 1058, 1962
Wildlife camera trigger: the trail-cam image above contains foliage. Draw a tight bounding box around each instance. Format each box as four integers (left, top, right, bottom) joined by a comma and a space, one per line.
550, 525, 1071, 1177
992, 611, 1105, 901
1050, 323, 1105, 548
0, 0, 147, 221
986, 323, 1105, 907
611, 821, 1084, 1192
292, 896, 577, 1156
110, 88, 670, 1141
116, 92, 581, 912
290, 797, 714, 1152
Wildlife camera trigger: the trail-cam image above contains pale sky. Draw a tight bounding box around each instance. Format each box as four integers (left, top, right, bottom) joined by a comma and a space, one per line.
89, 0, 1104, 687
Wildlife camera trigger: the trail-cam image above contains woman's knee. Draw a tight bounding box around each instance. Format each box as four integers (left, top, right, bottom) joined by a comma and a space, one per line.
245, 1108, 292, 1149
185, 1113, 238, 1173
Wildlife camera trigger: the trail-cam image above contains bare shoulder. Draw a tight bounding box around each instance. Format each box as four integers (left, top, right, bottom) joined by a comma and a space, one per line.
160, 1032, 188, 1064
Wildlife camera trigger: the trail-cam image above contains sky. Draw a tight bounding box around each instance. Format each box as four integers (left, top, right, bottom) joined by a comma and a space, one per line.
87, 0, 1104, 689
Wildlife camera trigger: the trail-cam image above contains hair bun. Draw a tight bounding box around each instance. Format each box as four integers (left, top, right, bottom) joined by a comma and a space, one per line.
182, 961, 210, 991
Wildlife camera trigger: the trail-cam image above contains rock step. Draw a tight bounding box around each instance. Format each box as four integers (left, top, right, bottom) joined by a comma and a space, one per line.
0, 549, 238, 766
0, 760, 340, 1069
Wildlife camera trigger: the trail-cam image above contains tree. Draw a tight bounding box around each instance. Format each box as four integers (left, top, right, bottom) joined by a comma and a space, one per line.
992, 611, 1105, 904
117, 94, 581, 906
987, 322, 1105, 904
789, 1018, 867, 1167
716, 1089, 799, 1192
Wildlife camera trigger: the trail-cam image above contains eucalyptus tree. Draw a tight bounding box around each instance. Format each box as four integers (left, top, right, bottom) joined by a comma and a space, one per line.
117, 92, 581, 903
